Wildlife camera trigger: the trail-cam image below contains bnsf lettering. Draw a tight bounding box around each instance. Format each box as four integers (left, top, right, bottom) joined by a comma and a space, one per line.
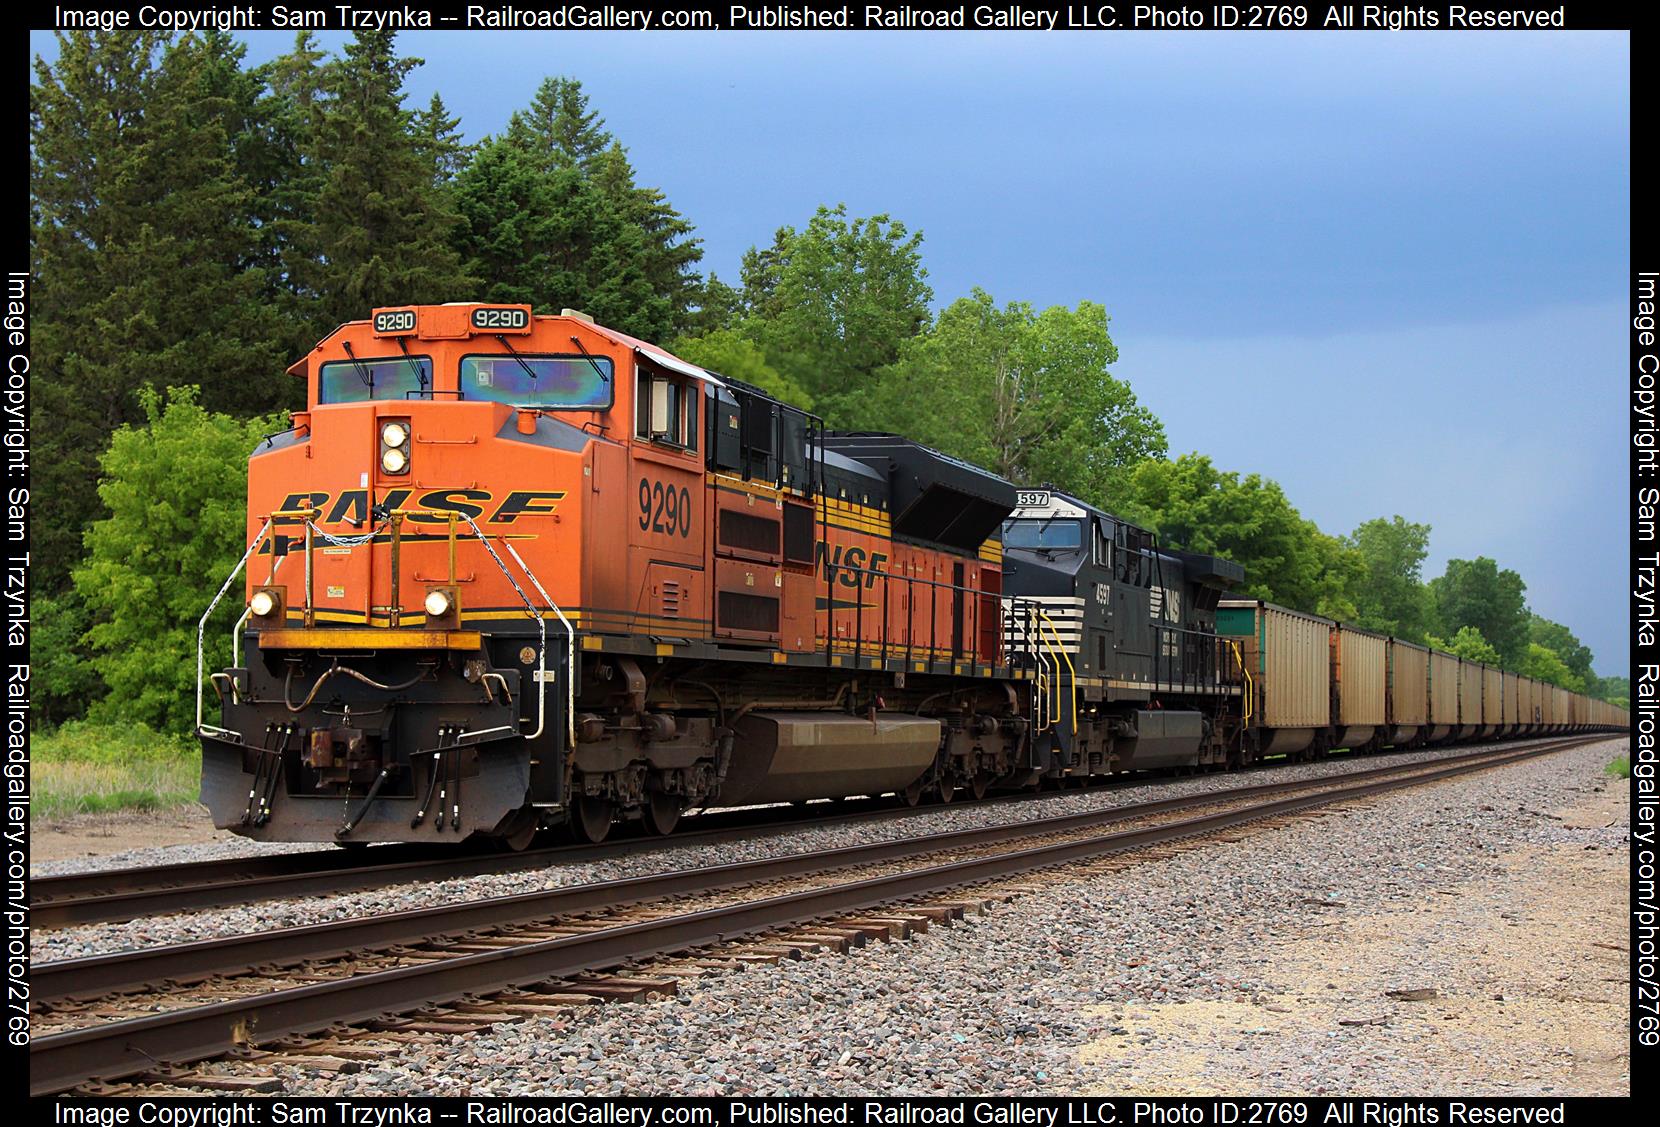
488, 491, 563, 523
405, 489, 489, 524
816, 543, 888, 588
269, 489, 561, 526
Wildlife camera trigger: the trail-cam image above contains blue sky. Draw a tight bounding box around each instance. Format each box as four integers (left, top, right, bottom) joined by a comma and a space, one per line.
31, 30, 1632, 672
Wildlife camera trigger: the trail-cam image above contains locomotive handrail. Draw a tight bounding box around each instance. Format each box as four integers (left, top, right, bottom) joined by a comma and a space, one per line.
500, 537, 577, 751
197, 517, 274, 739
822, 558, 1007, 667
230, 551, 290, 684
459, 516, 556, 745
1228, 639, 1254, 727
1030, 606, 1078, 736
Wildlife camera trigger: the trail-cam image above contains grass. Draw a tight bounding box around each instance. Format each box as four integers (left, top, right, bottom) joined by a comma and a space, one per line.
1605, 755, 1631, 779
33, 721, 200, 819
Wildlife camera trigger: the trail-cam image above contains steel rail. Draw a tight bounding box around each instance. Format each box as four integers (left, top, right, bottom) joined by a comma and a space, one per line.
28, 734, 1604, 1096
31, 734, 1605, 1005
31, 733, 1607, 929
29, 788, 1055, 929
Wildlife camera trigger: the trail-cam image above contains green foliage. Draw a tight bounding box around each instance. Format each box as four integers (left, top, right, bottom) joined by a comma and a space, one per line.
33, 721, 199, 817
454, 136, 667, 337
1428, 625, 1502, 666
1605, 755, 1631, 779
74, 387, 284, 734
684, 273, 745, 336
31, 31, 293, 591
507, 76, 613, 171
1122, 454, 1362, 618
1428, 556, 1529, 666
412, 92, 472, 186
1592, 675, 1629, 707
455, 77, 700, 341
736, 204, 932, 420
672, 330, 813, 409
1345, 516, 1433, 641
1516, 641, 1585, 694
851, 289, 1165, 502
285, 31, 475, 330
1527, 615, 1593, 686
29, 592, 102, 729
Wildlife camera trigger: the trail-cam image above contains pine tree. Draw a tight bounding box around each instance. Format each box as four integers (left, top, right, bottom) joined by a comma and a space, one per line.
287, 31, 475, 329
508, 77, 613, 171
454, 136, 665, 336
413, 92, 471, 187
31, 32, 288, 592
466, 77, 703, 340
590, 142, 703, 336
250, 32, 329, 352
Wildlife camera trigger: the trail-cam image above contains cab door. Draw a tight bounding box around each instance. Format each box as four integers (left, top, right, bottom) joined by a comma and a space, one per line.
627, 363, 707, 638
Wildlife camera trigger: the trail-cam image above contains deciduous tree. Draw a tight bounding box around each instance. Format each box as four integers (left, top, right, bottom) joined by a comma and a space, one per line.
75, 388, 284, 733
1345, 516, 1433, 641
1428, 557, 1529, 666
851, 289, 1164, 502
736, 205, 932, 419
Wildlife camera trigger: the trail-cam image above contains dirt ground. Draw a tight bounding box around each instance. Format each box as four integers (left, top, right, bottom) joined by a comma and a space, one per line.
1079, 773, 1631, 1095
30, 805, 223, 864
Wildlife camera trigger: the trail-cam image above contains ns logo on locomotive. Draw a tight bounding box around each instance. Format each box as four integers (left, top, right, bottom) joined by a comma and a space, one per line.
197, 303, 1626, 850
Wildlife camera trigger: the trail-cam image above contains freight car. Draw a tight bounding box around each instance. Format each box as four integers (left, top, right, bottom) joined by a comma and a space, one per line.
197, 304, 1627, 847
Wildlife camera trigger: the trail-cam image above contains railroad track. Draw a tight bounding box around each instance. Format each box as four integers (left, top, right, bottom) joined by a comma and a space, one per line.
29, 734, 1587, 929
28, 733, 1607, 1096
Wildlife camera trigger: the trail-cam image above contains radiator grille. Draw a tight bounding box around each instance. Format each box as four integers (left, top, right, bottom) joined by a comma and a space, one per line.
718, 590, 780, 633
719, 510, 781, 554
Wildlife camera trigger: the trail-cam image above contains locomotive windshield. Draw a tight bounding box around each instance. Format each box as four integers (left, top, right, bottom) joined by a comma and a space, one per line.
461, 354, 614, 409
318, 357, 432, 404
1002, 518, 1082, 551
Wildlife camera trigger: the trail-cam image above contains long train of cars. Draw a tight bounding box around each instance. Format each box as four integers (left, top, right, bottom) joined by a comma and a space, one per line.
197, 303, 1627, 847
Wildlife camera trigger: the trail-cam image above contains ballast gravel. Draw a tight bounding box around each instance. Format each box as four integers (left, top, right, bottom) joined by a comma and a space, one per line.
82, 738, 1639, 1094
278, 736, 1626, 1097
34, 740, 1567, 962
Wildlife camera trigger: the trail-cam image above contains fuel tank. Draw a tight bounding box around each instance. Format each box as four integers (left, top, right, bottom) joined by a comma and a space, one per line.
715, 711, 942, 806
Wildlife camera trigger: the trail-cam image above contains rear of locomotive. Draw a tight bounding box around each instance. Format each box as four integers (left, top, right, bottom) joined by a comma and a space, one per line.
200, 304, 608, 847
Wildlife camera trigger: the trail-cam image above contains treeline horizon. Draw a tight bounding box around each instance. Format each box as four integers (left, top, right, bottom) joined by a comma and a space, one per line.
29, 30, 1626, 735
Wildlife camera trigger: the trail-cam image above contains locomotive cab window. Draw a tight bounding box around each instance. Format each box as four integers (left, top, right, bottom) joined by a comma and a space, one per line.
318, 357, 432, 404
460, 354, 613, 409
636, 369, 698, 450
1001, 519, 1082, 552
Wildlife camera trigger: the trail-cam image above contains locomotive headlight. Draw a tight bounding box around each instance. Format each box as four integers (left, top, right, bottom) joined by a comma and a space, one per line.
381, 422, 408, 448
424, 589, 452, 618
381, 446, 408, 473
249, 591, 275, 617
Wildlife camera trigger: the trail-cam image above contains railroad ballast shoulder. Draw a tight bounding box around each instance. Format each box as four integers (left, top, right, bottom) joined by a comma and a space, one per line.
197, 303, 1628, 847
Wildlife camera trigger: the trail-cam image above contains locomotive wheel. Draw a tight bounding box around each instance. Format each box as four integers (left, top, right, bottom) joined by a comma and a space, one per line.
970, 774, 991, 801
570, 796, 614, 844
902, 777, 927, 807
641, 793, 682, 836
496, 808, 539, 852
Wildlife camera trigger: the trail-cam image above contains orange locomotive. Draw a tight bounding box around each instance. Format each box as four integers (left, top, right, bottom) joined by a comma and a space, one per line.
201, 303, 1043, 847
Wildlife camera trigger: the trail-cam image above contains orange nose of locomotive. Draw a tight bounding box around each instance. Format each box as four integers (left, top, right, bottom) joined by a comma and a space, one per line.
245, 304, 597, 629
209, 305, 603, 843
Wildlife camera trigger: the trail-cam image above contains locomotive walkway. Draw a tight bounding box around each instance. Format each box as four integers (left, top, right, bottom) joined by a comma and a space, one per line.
29, 734, 1602, 1095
